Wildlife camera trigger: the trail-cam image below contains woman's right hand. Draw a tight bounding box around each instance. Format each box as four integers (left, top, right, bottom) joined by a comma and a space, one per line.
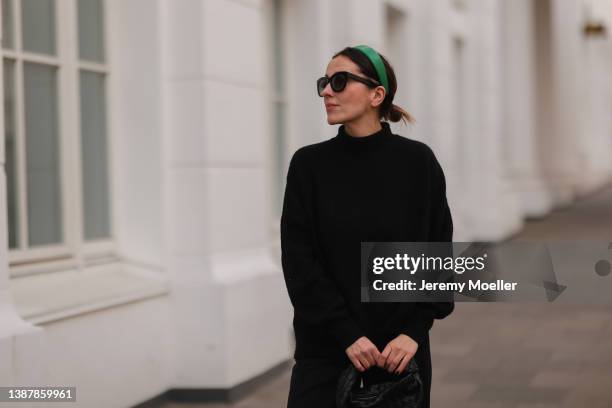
345, 336, 382, 372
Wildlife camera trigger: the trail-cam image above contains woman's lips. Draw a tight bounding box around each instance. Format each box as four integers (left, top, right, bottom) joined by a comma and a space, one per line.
325, 104, 339, 111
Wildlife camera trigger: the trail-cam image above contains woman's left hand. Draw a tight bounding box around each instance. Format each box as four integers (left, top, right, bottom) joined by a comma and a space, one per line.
377, 334, 419, 374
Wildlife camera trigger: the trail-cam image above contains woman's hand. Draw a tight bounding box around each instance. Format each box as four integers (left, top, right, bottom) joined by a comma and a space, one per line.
377, 334, 419, 374
345, 336, 382, 372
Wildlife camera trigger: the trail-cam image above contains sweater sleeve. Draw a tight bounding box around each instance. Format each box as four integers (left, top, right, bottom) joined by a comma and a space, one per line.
280, 148, 365, 351
401, 145, 455, 341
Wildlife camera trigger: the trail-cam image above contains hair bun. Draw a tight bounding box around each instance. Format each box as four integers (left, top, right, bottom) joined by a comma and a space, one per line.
389, 104, 416, 125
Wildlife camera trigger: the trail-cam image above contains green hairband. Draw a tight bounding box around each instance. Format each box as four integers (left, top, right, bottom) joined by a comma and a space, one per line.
353, 45, 389, 95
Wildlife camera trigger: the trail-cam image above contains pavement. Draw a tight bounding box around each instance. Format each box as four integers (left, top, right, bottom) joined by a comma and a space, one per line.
161, 183, 612, 408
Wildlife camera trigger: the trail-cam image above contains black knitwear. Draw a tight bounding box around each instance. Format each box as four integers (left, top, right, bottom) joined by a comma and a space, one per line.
280, 121, 454, 361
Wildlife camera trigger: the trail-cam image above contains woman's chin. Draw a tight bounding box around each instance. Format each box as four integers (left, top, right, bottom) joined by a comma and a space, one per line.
326, 114, 343, 125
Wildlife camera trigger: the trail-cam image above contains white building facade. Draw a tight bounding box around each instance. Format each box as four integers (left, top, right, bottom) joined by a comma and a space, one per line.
0, 0, 611, 406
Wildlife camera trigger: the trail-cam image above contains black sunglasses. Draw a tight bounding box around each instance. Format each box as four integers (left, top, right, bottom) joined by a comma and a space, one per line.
316, 71, 381, 97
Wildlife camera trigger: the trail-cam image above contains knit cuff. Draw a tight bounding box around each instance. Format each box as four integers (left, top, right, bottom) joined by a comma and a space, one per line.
328, 318, 365, 352
401, 309, 434, 343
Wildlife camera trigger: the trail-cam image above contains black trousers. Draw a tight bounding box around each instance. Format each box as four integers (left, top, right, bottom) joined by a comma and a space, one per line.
287, 336, 431, 408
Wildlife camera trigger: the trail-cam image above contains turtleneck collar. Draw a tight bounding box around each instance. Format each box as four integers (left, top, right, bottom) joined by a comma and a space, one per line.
335, 121, 393, 150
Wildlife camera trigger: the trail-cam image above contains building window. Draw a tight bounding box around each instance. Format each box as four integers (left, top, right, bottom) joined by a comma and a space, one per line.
271, 0, 287, 217
2, 0, 112, 272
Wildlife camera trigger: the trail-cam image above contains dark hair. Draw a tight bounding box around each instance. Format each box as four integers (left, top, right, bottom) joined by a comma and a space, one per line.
332, 47, 416, 125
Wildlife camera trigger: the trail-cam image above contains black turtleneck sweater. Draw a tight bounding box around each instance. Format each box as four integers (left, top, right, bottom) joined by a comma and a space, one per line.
280, 121, 454, 361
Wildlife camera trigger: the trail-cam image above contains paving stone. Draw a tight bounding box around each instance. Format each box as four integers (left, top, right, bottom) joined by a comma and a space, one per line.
429, 382, 478, 401
470, 384, 568, 404
530, 369, 586, 387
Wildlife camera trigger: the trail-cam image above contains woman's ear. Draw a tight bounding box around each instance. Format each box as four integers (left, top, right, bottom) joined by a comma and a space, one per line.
370, 86, 386, 108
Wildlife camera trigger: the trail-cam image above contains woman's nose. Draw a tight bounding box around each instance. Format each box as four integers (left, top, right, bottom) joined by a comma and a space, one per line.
320, 82, 333, 97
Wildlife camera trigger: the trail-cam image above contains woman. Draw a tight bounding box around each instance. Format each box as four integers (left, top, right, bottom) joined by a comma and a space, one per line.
281, 45, 454, 408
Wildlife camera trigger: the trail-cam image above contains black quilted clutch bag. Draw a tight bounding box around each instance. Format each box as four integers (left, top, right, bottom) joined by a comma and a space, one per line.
335, 358, 423, 408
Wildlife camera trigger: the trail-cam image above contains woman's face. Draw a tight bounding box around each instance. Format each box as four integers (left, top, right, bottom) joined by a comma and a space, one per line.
321, 55, 382, 125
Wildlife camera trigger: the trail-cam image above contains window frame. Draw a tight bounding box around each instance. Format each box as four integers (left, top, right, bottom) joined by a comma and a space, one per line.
269, 0, 288, 220
2, 0, 116, 277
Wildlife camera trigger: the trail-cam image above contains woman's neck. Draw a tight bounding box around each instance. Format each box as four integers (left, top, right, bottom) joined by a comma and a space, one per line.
343, 115, 383, 137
